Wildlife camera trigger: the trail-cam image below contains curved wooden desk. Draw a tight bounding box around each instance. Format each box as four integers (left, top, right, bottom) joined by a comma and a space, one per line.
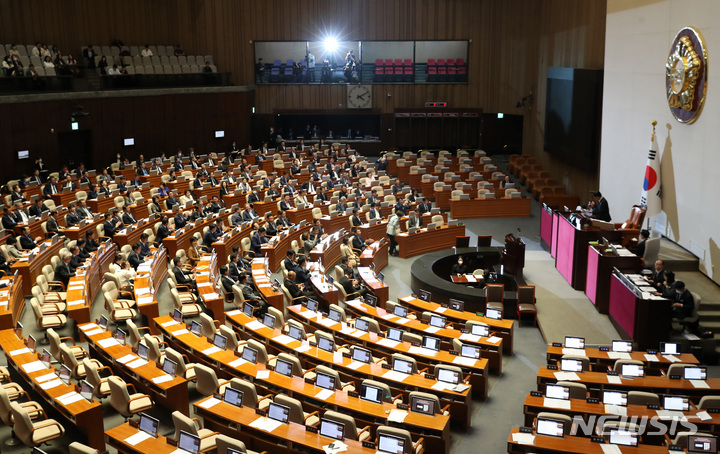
395, 224, 465, 259
359, 241, 389, 272
11, 236, 64, 296
0, 275, 23, 330
260, 223, 311, 272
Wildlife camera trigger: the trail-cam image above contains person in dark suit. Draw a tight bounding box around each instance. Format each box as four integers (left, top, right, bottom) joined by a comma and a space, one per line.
103, 212, 123, 239
230, 207, 244, 226
670, 281, 695, 321
293, 256, 311, 285
28, 199, 48, 217
65, 205, 80, 227
351, 227, 373, 250
590, 191, 611, 222
228, 253, 243, 282
45, 212, 63, 236
54, 252, 75, 288
82, 44, 96, 68
43, 176, 59, 198
451, 257, 468, 275
19, 226, 37, 250
166, 191, 180, 210
247, 190, 261, 204
172, 257, 197, 291
203, 224, 220, 249
85, 230, 100, 252
279, 195, 293, 211
156, 216, 173, 243
367, 203, 382, 221
139, 233, 151, 257
417, 198, 432, 214
350, 209, 363, 227
76, 200, 93, 220
283, 250, 296, 273
242, 204, 257, 221
648, 260, 666, 291
635, 229, 649, 258
250, 227, 268, 255
127, 243, 143, 270
76, 239, 91, 259
284, 270, 313, 302
174, 209, 188, 229
68, 246, 84, 271
339, 267, 367, 297
220, 265, 236, 300
1, 208, 17, 230
315, 187, 328, 202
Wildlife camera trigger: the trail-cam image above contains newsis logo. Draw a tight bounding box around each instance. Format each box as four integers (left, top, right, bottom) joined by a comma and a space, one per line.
570, 415, 698, 437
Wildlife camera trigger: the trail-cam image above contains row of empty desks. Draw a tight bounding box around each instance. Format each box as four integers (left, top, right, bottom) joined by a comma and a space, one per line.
0, 329, 105, 450
507, 427, 673, 454
395, 224, 465, 259
154, 315, 451, 454
545, 344, 699, 370
449, 197, 532, 219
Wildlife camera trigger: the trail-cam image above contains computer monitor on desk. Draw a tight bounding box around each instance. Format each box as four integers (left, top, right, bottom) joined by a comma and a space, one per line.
139, 413, 159, 437
663, 395, 689, 412
536, 418, 564, 438
448, 299, 464, 311
620, 363, 644, 378
660, 342, 680, 355
564, 336, 585, 349
377, 433, 406, 454
545, 384, 570, 400
684, 366, 707, 380
602, 390, 628, 406
410, 394, 435, 416
609, 429, 638, 447
177, 431, 201, 454
688, 435, 718, 453
360, 383, 382, 404
319, 418, 345, 441
611, 340, 632, 353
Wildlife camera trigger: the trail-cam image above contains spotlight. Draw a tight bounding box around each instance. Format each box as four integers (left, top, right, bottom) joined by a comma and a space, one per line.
323, 37, 339, 52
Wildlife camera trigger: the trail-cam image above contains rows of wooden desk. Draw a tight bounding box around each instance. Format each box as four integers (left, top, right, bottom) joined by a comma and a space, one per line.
449, 197, 532, 219
395, 224, 465, 259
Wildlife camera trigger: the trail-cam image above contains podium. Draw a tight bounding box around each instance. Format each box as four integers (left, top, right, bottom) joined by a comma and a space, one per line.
501, 233, 525, 276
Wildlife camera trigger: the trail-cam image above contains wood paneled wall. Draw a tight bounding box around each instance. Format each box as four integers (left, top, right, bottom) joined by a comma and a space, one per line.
0, 0, 606, 196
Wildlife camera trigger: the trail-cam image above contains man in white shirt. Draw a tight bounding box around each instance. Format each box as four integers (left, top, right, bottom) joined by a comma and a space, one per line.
140, 45, 153, 57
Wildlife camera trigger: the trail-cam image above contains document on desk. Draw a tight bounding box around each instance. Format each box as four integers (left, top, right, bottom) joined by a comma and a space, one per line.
57, 392, 84, 405
124, 430, 153, 446
387, 409, 408, 423
9, 348, 31, 356
433, 306, 447, 314
22, 361, 45, 374
319, 318, 338, 328
84, 328, 104, 337
644, 354, 659, 362
173, 329, 189, 336
543, 397, 571, 410
606, 352, 631, 360
35, 372, 58, 383
346, 361, 364, 370
229, 358, 247, 368
249, 416, 283, 433
604, 404, 627, 416
204, 292, 220, 300
197, 282, 212, 288
152, 375, 173, 384
487, 336, 502, 344
600, 444, 622, 454
227, 310, 241, 317
67, 300, 85, 306
245, 320, 265, 331
655, 410, 686, 421
695, 411, 712, 421
431, 381, 450, 391
40, 379, 64, 390
127, 358, 148, 369
300, 310, 316, 319
383, 370, 409, 382
294, 344, 311, 353
465, 274, 477, 283
137, 296, 154, 305
197, 397, 220, 409
607, 375, 623, 385
315, 389, 334, 401
376, 338, 399, 348
424, 326, 440, 334
395, 317, 410, 325
117, 354, 137, 364
380, 313, 396, 320
274, 334, 294, 345
459, 333, 481, 343
452, 356, 477, 367
553, 372, 580, 381
98, 337, 121, 348
511, 433, 535, 445
662, 354, 681, 362
160, 320, 180, 327
691, 380, 710, 389
202, 346, 222, 356
408, 346, 437, 357
256, 370, 270, 380
561, 348, 586, 356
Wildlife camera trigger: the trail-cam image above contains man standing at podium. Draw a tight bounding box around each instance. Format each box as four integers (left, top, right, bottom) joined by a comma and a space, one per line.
589, 191, 611, 222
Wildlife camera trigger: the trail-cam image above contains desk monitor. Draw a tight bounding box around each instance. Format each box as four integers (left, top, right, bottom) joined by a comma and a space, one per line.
139, 413, 159, 437
360, 383, 383, 404
115, 329, 126, 345
213, 334, 227, 350
663, 395, 690, 412
137, 342, 149, 361
40, 349, 51, 368
377, 433, 406, 454
393, 305, 408, 318
660, 342, 680, 355
688, 435, 718, 453
393, 357, 414, 375
190, 321, 202, 336
162, 358, 177, 377
262, 313, 276, 328
418, 289, 431, 302
178, 430, 201, 454
545, 384, 571, 400
268, 402, 290, 424
621, 363, 644, 378
422, 335, 440, 351
609, 429, 638, 447
275, 358, 294, 377
684, 366, 707, 380
536, 418, 565, 438
223, 387, 243, 408
611, 340, 633, 353
602, 390, 628, 406
315, 371, 335, 391
242, 302, 254, 317
319, 418, 345, 441
364, 294, 377, 307
387, 328, 403, 342
317, 336, 334, 353
461, 344, 481, 359
172, 308, 183, 323
306, 299, 319, 312
486, 308, 502, 320
328, 308, 343, 323
26, 334, 36, 351
377, 272, 384, 283
80, 380, 94, 401
352, 347, 371, 364
58, 364, 72, 385
354, 318, 369, 332
471, 324, 490, 337
98, 314, 109, 331
241, 346, 258, 364
437, 367, 460, 385
287, 324, 303, 341
560, 359, 583, 373
429, 315, 445, 328
448, 299, 464, 312
410, 394, 435, 416
326, 276, 334, 285
564, 336, 585, 349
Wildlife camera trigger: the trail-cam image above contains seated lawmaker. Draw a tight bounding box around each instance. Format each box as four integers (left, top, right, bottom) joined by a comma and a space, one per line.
669, 281, 695, 322
451, 256, 467, 275
589, 191, 611, 222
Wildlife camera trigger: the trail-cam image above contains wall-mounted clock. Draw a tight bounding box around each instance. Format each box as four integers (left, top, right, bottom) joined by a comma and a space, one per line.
347, 85, 372, 109
665, 27, 708, 124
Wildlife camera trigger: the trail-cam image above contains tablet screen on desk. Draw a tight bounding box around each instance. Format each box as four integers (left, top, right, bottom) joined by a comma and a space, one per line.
684, 367, 707, 380
602, 390, 628, 406
242, 302, 254, 317
80, 380, 94, 401
422, 335, 440, 351
319, 418, 345, 441
486, 308, 502, 320
545, 384, 570, 400
172, 308, 183, 323
287, 325, 303, 340
393, 357, 413, 374
115, 329, 126, 345
660, 342, 680, 355
241, 346, 258, 364
268, 402, 290, 424
315, 372, 335, 390
663, 395, 689, 412
317, 336, 334, 353
560, 359, 583, 373
437, 367, 460, 385
536, 418, 564, 438
178, 430, 201, 454
262, 313, 276, 329
393, 305, 408, 318
329, 308, 343, 323
137, 342, 149, 361
360, 384, 382, 404
429, 315, 445, 328
162, 358, 177, 377
190, 321, 202, 336
449, 299, 464, 311
609, 429, 638, 446
364, 294, 377, 307
564, 336, 585, 349
377, 433, 406, 454
688, 435, 718, 453
99, 315, 109, 331
223, 387, 243, 407
611, 340, 632, 353
352, 347, 371, 364
306, 299, 319, 312
40, 349, 51, 368
387, 328, 403, 342
354, 318, 369, 332
410, 395, 435, 416
213, 333, 227, 350
461, 345, 481, 359
418, 289, 431, 302
139, 413, 159, 437
620, 363, 644, 378
471, 324, 489, 337
275, 358, 294, 377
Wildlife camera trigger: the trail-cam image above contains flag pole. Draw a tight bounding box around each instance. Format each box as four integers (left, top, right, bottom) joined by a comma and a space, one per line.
646, 120, 657, 230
